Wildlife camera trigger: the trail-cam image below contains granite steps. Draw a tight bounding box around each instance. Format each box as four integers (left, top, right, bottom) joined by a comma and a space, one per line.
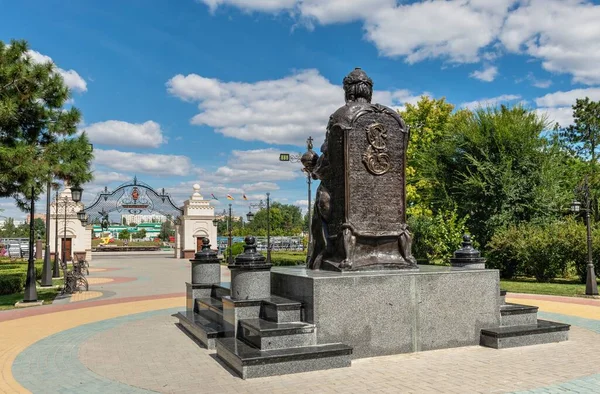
480, 290, 570, 349
177, 283, 353, 379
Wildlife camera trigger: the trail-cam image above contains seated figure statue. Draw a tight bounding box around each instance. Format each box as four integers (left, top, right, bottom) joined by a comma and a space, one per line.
305, 68, 417, 272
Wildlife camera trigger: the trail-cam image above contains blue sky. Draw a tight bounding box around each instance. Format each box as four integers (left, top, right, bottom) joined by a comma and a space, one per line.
2, 0, 600, 221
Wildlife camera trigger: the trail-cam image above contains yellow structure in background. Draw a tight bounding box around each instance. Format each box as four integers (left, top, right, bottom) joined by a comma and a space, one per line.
99, 232, 113, 246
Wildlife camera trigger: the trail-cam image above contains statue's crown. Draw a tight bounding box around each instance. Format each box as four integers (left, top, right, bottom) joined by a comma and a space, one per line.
343, 67, 373, 87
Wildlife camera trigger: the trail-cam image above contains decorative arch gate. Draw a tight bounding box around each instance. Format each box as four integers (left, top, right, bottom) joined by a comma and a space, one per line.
82, 177, 183, 234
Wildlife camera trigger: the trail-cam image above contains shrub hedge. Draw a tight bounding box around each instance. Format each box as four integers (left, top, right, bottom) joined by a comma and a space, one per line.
270, 253, 306, 266
0, 260, 44, 295
487, 218, 598, 283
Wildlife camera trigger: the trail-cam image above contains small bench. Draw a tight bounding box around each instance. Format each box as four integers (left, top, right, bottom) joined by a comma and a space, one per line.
60, 258, 89, 294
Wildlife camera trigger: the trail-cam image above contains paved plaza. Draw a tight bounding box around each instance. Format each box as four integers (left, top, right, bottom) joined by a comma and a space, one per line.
1, 254, 600, 393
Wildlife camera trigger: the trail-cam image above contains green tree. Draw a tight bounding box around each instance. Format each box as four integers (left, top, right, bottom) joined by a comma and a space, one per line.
118, 229, 130, 240
559, 97, 600, 218
159, 220, 174, 241
0, 217, 17, 237
33, 217, 45, 239
423, 105, 574, 247
400, 96, 466, 215
0, 39, 93, 211
132, 229, 146, 239
122, 217, 127, 226
245, 202, 303, 236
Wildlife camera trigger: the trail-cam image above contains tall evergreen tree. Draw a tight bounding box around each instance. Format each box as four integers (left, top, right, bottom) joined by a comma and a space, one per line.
0, 39, 93, 211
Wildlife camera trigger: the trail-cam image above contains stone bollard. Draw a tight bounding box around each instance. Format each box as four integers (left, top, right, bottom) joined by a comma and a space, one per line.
229, 236, 272, 300
190, 237, 221, 284
450, 234, 486, 269
186, 237, 221, 312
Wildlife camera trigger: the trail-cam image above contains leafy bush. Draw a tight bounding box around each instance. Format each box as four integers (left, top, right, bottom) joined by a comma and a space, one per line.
270, 253, 305, 266
408, 209, 469, 264
0, 270, 26, 295
487, 218, 598, 282
0, 260, 43, 294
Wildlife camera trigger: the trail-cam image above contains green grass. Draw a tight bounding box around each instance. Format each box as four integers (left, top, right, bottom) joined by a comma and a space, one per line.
500, 277, 599, 297
0, 278, 63, 310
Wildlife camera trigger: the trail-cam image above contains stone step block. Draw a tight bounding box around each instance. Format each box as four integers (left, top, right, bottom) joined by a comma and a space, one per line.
480, 319, 570, 349
500, 303, 538, 327
499, 289, 507, 305
260, 296, 302, 323
239, 318, 316, 350
196, 297, 223, 316
216, 337, 352, 379
176, 311, 226, 350
211, 283, 231, 300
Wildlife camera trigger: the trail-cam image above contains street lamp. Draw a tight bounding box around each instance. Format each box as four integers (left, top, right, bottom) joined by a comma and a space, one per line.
52, 183, 60, 278
301, 136, 318, 253
246, 200, 265, 223
266, 192, 271, 264
61, 184, 83, 271
570, 176, 599, 296
213, 208, 233, 263
228, 203, 233, 265
23, 186, 38, 302
41, 181, 53, 287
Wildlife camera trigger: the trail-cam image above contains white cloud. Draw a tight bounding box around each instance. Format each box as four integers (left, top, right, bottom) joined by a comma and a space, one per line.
82, 120, 166, 148
27, 50, 87, 93
500, 0, 600, 85
470, 65, 498, 82
533, 87, 600, 127
91, 171, 131, 185
209, 149, 303, 182
364, 1, 513, 64
534, 107, 574, 128
242, 182, 280, 192
200, 0, 296, 13
534, 88, 600, 108
167, 69, 425, 146
93, 149, 192, 176
461, 94, 521, 110
198, 0, 600, 84
298, 0, 395, 24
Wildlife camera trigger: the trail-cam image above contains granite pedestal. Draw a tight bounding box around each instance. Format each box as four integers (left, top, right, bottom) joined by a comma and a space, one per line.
271, 265, 501, 359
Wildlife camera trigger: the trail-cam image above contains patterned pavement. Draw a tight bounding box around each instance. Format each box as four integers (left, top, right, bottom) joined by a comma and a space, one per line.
0, 254, 599, 393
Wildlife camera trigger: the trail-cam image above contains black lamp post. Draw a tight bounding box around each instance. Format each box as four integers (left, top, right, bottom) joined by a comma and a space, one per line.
41, 181, 53, 287
52, 183, 60, 278
301, 136, 317, 252
266, 192, 271, 264
213, 209, 230, 259
61, 184, 83, 269
228, 203, 233, 265
23, 186, 38, 302
571, 176, 599, 296
245, 200, 265, 223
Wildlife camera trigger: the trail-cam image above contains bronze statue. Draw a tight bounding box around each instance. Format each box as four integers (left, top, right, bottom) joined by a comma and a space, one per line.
304, 68, 417, 271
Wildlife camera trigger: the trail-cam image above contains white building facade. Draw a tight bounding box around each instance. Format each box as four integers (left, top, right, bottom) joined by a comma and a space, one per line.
177, 184, 217, 258
48, 184, 93, 262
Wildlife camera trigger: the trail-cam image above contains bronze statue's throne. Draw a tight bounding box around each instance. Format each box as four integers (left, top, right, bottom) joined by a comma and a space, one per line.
305, 68, 417, 272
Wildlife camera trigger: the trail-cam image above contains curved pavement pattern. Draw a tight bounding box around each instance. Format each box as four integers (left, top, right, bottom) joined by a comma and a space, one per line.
1, 254, 599, 393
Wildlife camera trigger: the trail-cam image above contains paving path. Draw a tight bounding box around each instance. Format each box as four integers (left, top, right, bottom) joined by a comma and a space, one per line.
0, 254, 599, 393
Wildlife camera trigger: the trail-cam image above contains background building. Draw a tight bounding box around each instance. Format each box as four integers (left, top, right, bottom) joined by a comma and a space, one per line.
121, 214, 166, 225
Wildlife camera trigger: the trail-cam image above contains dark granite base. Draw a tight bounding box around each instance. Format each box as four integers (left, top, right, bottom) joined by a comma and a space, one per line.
261, 296, 302, 323
240, 319, 316, 350
216, 337, 352, 379
500, 303, 538, 327
176, 311, 224, 350
186, 283, 230, 312
271, 265, 501, 359
481, 319, 570, 349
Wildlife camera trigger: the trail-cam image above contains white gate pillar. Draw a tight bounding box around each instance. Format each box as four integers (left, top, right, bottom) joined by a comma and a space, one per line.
180, 184, 217, 259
